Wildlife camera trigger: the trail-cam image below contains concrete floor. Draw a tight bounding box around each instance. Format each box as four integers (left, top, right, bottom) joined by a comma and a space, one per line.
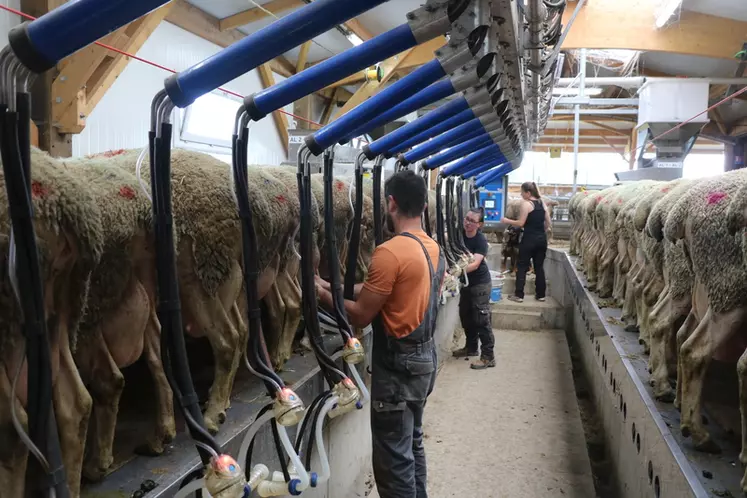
369, 328, 596, 498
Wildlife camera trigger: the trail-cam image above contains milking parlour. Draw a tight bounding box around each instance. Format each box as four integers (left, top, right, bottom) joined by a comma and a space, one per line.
0, 0, 746, 497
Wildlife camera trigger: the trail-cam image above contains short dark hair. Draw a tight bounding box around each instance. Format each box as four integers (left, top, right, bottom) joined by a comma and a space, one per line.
469, 207, 484, 223
384, 170, 427, 218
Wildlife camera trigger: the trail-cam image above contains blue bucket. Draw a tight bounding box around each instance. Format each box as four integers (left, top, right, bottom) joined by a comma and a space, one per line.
490, 286, 502, 303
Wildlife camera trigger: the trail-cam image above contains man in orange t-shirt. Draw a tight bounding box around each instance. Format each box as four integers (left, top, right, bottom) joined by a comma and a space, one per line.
316, 170, 445, 498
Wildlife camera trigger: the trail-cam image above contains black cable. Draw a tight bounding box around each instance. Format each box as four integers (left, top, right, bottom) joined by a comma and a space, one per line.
322, 150, 353, 343
296, 149, 346, 385
151, 120, 220, 463
270, 418, 291, 482
244, 403, 275, 477
343, 154, 364, 300
372, 158, 383, 246
1, 96, 68, 498
233, 117, 285, 392
435, 176, 456, 266
421, 170, 432, 237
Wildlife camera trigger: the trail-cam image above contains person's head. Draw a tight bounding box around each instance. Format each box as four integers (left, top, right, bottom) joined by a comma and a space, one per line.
384, 170, 427, 232
520, 181, 541, 200
464, 207, 484, 235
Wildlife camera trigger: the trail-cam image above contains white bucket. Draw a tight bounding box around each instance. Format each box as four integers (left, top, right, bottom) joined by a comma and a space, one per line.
489, 270, 504, 303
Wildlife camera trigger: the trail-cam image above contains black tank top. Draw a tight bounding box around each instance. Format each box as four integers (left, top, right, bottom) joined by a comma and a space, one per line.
523, 199, 546, 239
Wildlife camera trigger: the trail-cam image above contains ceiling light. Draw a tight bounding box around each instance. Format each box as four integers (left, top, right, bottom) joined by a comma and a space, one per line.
346, 33, 364, 46
551, 87, 603, 96
655, 0, 682, 28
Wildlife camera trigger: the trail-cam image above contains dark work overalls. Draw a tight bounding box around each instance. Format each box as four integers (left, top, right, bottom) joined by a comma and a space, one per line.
370, 232, 446, 498
515, 199, 548, 300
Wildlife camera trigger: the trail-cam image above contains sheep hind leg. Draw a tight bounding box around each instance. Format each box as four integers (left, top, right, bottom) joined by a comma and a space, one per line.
0, 358, 28, 497
274, 269, 302, 369
648, 291, 675, 402
54, 324, 93, 497
679, 306, 747, 454
674, 309, 698, 411
136, 302, 175, 456
82, 329, 125, 482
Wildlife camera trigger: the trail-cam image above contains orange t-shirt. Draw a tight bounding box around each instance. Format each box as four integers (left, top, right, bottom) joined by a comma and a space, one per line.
362, 230, 441, 338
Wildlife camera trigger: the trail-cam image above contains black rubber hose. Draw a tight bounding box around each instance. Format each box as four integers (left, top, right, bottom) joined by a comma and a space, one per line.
305, 391, 335, 470
2, 101, 67, 498
244, 403, 275, 476
372, 158, 383, 246
151, 124, 219, 463
421, 170, 432, 238
270, 418, 291, 482
234, 122, 285, 392
322, 151, 353, 343
455, 178, 468, 253
435, 176, 454, 266
444, 177, 463, 258
343, 154, 364, 300
297, 150, 346, 385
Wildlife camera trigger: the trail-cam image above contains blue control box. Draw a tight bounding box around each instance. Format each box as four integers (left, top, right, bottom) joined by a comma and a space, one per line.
479, 176, 508, 225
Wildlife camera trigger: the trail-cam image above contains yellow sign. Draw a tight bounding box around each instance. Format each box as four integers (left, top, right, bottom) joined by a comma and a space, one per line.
549, 147, 562, 159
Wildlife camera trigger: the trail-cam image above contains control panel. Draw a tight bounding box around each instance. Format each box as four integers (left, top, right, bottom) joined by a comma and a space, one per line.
479, 176, 507, 226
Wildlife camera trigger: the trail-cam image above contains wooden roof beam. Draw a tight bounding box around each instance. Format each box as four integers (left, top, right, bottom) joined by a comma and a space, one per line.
166, 0, 294, 77
561, 0, 747, 60
258, 63, 290, 153
52, 3, 173, 133
219, 0, 301, 31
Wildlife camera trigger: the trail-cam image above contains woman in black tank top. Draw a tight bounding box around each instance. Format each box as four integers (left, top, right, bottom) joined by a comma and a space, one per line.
500, 182, 551, 303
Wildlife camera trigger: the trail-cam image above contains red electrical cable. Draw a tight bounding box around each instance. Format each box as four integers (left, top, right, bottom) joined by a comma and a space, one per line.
0, 3, 328, 129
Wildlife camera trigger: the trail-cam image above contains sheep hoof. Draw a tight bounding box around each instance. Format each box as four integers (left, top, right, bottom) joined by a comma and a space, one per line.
134, 441, 165, 457
681, 425, 691, 438
655, 390, 675, 404
218, 411, 227, 425
83, 462, 111, 483
694, 438, 721, 455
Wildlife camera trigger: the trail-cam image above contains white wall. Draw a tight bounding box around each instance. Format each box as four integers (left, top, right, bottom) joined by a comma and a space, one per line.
0, 0, 19, 50
507, 151, 726, 187
71, 21, 287, 165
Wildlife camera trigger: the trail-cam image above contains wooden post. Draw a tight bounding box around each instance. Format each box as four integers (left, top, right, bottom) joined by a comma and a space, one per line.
23, 0, 72, 157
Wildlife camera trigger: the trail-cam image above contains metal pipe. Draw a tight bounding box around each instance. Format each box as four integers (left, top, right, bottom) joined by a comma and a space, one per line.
421, 131, 509, 170
556, 76, 747, 88
572, 48, 586, 194
552, 108, 638, 115
555, 97, 639, 106
438, 143, 506, 174
165, 0, 391, 108
401, 116, 501, 164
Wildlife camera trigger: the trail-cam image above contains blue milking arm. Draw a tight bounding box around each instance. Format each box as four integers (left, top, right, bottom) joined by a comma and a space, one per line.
475, 163, 514, 187
9, 0, 170, 72
461, 157, 507, 178
305, 24, 489, 155
164, 0, 393, 108
432, 142, 505, 174
434, 148, 504, 178
400, 116, 502, 165
338, 53, 498, 144
419, 129, 513, 170
243, 0, 474, 120
362, 85, 494, 159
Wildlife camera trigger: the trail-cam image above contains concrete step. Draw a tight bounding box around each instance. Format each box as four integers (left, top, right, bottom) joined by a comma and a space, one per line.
491, 295, 565, 331
500, 276, 550, 297
492, 309, 543, 331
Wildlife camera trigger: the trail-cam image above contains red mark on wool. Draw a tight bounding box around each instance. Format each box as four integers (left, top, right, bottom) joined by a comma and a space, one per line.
706, 191, 727, 205
275, 194, 286, 204
336, 181, 345, 192
119, 186, 136, 199
617, 198, 622, 204
595, 196, 602, 204
31, 181, 48, 198
102, 149, 126, 158
661, 187, 670, 193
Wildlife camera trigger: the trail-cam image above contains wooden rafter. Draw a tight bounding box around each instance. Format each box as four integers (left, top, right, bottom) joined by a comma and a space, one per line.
52, 3, 173, 133
320, 88, 339, 125
296, 41, 312, 73
219, 0, 300, 30
330, 37, 446, 122
345, 18, 375, 41
561, 0, 747, 60
258, 63, 290, 152
166, 0, 294, 78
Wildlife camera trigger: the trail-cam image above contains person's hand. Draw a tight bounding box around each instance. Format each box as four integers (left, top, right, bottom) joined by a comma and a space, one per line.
500, 217, 509, 224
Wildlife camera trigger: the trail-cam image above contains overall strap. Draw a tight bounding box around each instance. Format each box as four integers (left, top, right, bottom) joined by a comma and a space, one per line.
399, 231, 435, 279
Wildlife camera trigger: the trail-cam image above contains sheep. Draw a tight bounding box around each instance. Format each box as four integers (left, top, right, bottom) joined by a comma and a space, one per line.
568, 190, 598, 259
0, 147, 104, 498
121, 148, 294, 434
582, 188, 616, 289
663, 168, 747, 460
58, 152, 175, 481
643, 179, 696, 403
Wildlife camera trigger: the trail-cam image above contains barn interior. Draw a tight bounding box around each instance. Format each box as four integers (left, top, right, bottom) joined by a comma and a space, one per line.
0, 1, 746, 498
